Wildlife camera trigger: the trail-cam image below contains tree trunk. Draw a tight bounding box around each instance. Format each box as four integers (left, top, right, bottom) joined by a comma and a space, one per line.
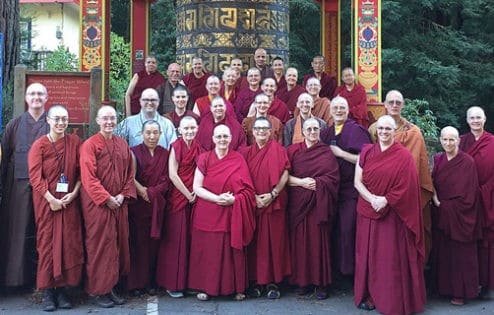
0, 0, 20, 88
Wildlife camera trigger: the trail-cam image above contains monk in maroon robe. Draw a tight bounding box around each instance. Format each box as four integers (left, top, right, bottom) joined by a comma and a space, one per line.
164, 85, 200, 135
320, 96, 371, 277
240, 117, 291, 299
188, 125, 256, 301
156, 117, 203, 297
302, 56, 337, 99
196, 97, 246, 151
276, 68, 306, 115
287, 118, 339, 299
272, 57, 287, 92
248, 78, 290, 124
80, 106, 136, 308
354, 115, 425, 314
242, 94, 283, 145
28, 105, 83, 311
125, 56, 165, 116
182, 57, 211, 104
234, 68, 262, 122
127, 121, 170, 294
0, 83, 49, 288
333, 67, 368, 127
220, 67, 239, 105
459, 106, 494, 298
432, 126, 482, 305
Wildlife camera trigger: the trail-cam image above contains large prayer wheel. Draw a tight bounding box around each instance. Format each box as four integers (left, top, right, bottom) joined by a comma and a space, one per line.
175, 0, 289, 75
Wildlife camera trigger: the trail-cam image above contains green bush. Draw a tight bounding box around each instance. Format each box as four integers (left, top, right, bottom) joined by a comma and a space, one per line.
109, 32, 130, 118
44, 45, 78, 71
402, 98, 441, 155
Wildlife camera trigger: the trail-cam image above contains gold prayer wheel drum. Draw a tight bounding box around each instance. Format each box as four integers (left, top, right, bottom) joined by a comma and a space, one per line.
176, 0, 289, 75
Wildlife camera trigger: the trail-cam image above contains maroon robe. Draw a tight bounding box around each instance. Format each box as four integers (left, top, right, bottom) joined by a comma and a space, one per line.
195, 95, 235, 118
267, 98, 290, 124
188, 150, 256, 296
432, 151, 481, 299
156, 138, 203, 291
0, 112, 49, 287
234, 87, 262, 122
164, 110, 200, 128
220, 81, 239, 105
274, 75, 287, 92
130, 70, 166, 115
276, 85, 306, 115
460, 131, 494, 290
79, 134, 137, 295
127, 144, 169, 290
182, 72, 211, 104
354, 142, 425, 315
28, 134, 84, 289
303, 72, 336, 99
240, 141, 291, 284
321, 119, 371, 275
334, 84, 369, 128
196, 112, 247, 151
287, 142, 339, 287
242, 115, 283, 146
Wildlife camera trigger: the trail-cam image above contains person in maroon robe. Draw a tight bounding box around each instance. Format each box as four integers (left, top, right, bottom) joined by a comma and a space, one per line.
0, 83, 49, 288
320, 96, 371, 280
188, 125, 256, 301
79, 106, 136, 308
127, 120, 170, 295
196, 97, 246, 151
354, 115, 426, 314
156, 116, 203, 298
459, 106, 494, 299
193, 75, 235, 118
295, 77, 333, 126
240, 117, 291, 299
234, 67, 262, 122
125, 56, 166, 116
231, 58, 249, 91
333, 67, 369, 127
164, 86, 200, 133
220, 67, 239, 105
28, 105, 83, 311
276, 67, 306, 116
432, 126, 482, 306
286, 118, 339, 300
302, 56, 337, 99
254, 48, 274, 80
182, 57, 211, 104
272, 57, 287, 92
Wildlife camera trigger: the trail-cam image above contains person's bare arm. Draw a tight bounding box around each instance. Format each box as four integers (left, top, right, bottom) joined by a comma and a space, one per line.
125, 73, 139, 117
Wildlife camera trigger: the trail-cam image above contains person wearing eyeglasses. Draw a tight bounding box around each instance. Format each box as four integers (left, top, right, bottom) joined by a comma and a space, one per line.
293, 77, 332, 126
368, 90, 434, 266
320, 96, 371, 285
283, 93, 326, 147
79, 106, 137, 308
188, 124, 256, 302
459, 106, 494, 299
195, 96, 246, 151
0, 83, 49, 289
354, 115, 425, 314
286, 118, 340, 300
28, 105, 83, 311
240, 117, 291, 299
115, 88, 176, 149
242, 93, 283, 145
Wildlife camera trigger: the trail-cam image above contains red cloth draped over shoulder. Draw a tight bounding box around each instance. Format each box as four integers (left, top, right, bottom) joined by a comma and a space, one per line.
241, 140, 290, 215
169, 138, 204, 213
130, 70, 166, 115
286, 142, 339, 228
268, 98, 290, 124
195, 95, 235, 118
333, 84, 368, 127
276, 85, 306, 114
460, 131, 494, 236
195, 112, 247, 151
182, 72, 211, 104
131, 143, 170, 239
193, 150, 256, 249
220, 81, 239, 105
358, 142, 424, 259
432, 151, 482, 242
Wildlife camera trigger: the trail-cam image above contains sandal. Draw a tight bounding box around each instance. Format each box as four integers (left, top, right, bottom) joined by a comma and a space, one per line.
358, 299, 376, 311
450, 297, 464, 306
295, 286, 311, 296
247, 284, 263, 298
315, 286, 328, 300
266, 283, 280, 299
233, 293, 246, 301
196, 292, 210, 301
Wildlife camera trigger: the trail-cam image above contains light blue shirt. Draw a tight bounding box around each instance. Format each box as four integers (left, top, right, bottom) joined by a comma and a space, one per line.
115, 111, 177, 149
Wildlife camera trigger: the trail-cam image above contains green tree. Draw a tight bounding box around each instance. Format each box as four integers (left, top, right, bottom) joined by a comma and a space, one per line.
44, 45, 78, 71
150, 0, 177, 72
109, 32, 131, 116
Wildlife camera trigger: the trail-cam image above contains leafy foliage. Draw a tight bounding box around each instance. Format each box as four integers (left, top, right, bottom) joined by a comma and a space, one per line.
44, 45, 78, 71
109, 32, 131, 116
150, 0, 177, 72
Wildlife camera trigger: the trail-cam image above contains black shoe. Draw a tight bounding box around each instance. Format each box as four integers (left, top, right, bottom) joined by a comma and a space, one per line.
109, 288, 126, 305
42, 289, 57, 312
89, 294, 115, 308
56, 288, 72, 309
358, 301, 376, 311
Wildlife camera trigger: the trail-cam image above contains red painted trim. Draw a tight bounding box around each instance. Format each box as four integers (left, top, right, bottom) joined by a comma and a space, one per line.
20, 0, 79, 4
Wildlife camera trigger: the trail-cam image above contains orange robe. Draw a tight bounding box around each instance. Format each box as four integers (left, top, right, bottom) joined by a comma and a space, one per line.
293, 97, 333, 126
79, 134, 136, 295
242, 115, 283, 145
28, 134, 84, 289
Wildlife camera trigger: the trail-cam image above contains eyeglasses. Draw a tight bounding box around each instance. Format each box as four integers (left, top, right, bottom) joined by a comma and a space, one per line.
99, 116, 117, 122
141, 98, 158, 103
214, 134, 231, 140
27, 91, 45, 97
49, 116, 69, 123
305, 127, 320, 132
387, 100, 403, 106
253, 126, 271, 132
377, 126, 393, 131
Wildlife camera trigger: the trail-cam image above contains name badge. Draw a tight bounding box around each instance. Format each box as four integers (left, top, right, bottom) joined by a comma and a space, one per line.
56, 182, 69, 193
